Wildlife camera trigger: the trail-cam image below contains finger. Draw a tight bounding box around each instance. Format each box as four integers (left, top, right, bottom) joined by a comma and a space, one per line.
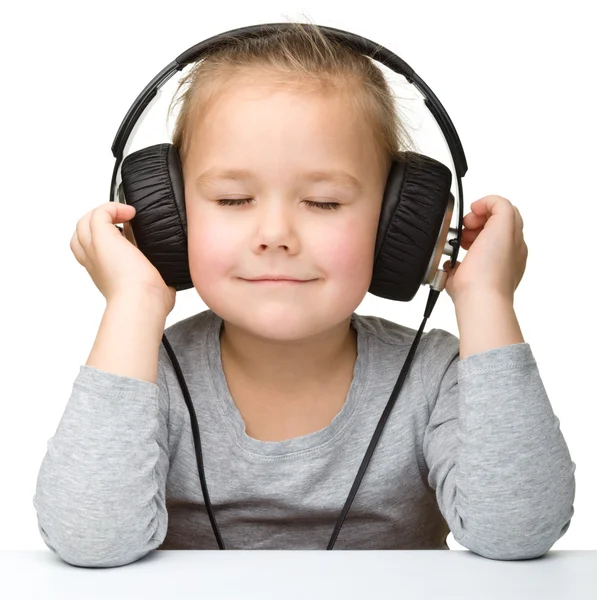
122, 219, 138, 246
462, 213, 487, 231
460, 229, 479, 242
76, 212, 93, 249
513, 205, 524, 231
461, 226, 482, 240
114, 220, 137, 247
470, 195, 512, 218
69, 230, 85, 265
464, 198, 494, 228
459, 236, 475, 250
89, 202, 136, 246
463, 211, 487, 229
91, 201, 135, 227
444, 259, 460, 272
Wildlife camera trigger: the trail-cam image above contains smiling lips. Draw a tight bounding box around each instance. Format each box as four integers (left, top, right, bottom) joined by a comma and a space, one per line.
244, 280, 312, 285
248, 275, 311, 281
241, 275, 315, 284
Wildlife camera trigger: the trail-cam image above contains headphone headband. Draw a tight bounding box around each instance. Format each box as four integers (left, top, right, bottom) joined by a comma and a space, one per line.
109, 22, 467, 214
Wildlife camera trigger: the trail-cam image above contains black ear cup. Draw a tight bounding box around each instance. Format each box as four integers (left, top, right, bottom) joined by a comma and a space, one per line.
120, 143, 193, 291
119, 144, 453, 299
368, 152, 453, 301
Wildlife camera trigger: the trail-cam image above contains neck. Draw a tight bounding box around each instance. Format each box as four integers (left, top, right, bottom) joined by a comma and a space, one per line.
218, 315, 358, 398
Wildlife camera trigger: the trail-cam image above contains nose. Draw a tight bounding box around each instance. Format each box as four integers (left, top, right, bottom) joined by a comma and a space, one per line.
253, 199, 299, 254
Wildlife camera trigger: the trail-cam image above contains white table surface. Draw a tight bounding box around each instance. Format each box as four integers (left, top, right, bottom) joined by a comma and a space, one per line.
2, 550, 595, 599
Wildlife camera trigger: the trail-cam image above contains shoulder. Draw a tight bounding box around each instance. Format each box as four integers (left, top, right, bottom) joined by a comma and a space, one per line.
352, 311, 459, 359
421, 327, 460, 363
162, 308, 215, 347
156, 308, 217, 398
156, 308, 217, 373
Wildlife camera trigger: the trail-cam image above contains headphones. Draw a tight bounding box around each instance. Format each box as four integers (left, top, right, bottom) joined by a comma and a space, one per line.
109, 23, 467, 550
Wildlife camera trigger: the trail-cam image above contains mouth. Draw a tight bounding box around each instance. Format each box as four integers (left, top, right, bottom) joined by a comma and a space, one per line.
241, 278, 314, 285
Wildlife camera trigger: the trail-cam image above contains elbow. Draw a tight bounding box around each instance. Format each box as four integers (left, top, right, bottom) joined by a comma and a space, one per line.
460, 537, 556, 561
454, 461, 576, 561
456, 511, 575, 561
43, 536, 153, 568
61, 550, 152, 568
36, 519, 163, 568
33, 496, 168, 568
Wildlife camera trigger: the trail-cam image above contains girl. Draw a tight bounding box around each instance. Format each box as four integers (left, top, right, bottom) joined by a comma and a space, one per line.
33, 21, 575, 567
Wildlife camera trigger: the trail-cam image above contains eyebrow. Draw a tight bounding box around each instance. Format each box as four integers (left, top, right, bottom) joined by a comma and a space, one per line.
195, 167, 363, 192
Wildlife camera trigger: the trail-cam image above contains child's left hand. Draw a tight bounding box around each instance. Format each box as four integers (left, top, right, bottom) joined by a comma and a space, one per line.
442, 195, 528, 304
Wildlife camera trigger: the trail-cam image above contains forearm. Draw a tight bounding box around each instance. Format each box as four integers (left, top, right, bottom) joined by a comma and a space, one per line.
454, 291, 525, 359
33, 365, 170, 567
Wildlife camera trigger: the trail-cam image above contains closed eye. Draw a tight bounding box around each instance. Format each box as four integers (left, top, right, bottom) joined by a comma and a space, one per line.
216, 198, 340, 210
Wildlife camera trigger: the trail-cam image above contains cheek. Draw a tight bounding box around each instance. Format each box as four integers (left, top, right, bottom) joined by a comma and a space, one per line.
312, 212, 380, 309
318, 213, 379, 279
186, 216, 237, 284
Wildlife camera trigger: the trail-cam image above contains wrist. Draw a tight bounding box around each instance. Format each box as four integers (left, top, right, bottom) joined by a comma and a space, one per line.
454, 290, 523, 358
454, 286, 514, 309
108, 289, 171, 322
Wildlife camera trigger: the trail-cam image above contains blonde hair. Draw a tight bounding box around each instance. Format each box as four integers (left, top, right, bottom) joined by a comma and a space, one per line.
167, 18, 416, 176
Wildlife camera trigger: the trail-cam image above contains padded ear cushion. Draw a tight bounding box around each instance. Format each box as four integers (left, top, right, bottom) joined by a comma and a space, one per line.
120, 143, 193, 291
369, 152, 453, 302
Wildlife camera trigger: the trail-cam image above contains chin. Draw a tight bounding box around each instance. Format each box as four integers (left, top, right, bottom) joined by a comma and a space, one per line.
232, 300, 328, 340
209, 298, 350, 342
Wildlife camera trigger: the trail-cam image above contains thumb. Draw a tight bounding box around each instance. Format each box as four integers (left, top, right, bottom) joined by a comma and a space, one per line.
111, 202, 136, 223
100, 201, 135, 223
108, 202, 136, 236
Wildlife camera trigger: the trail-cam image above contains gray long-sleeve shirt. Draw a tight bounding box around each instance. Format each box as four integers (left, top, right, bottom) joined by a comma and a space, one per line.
33, 309, 576, 567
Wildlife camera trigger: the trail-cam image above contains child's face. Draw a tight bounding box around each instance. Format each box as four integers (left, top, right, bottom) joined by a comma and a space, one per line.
183, 73, 389, 341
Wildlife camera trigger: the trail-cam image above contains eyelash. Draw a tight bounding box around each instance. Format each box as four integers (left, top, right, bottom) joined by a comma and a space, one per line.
216, 198, 340, 211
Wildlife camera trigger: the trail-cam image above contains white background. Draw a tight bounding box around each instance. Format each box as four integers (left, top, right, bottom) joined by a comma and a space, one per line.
1, 0, 595, 553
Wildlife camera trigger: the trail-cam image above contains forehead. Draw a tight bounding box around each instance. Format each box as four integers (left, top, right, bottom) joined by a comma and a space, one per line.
187, 74, 381, 169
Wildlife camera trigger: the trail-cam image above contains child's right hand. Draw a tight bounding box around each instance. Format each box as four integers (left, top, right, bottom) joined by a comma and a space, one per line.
70, 201, 176, 316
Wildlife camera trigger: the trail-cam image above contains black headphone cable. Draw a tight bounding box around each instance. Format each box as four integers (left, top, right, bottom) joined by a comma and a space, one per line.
161, 286, 441, 550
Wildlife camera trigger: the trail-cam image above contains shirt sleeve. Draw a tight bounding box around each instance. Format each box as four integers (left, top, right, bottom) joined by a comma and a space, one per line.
32, 356, 171, 568
420, 328, 576, 561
